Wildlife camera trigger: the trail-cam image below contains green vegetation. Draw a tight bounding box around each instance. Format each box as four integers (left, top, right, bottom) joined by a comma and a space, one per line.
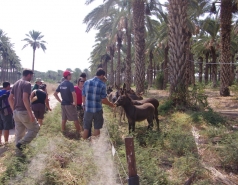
0, 88, 238, 184
0, 106, 98, 185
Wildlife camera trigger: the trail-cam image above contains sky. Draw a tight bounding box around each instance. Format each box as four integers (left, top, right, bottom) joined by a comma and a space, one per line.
0, 0, 167, 73
0, 0, 101, 72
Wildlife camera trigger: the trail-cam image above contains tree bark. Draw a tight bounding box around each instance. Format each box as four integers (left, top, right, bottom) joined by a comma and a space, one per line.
125, 16, 132, 90
109, 45, 115, 87
204, 52, 209, 84
198, 57, 203, 83
163, 46, 169, 89
133, 0, 145, 93
220, 0, 232, 96
211, 47, 217, 87
168, 0, 188, 105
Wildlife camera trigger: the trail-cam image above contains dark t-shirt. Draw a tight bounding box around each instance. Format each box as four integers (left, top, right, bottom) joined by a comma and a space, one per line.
11, 79, 32, 111
56, 80, 75, 105
32, 90, 46, 105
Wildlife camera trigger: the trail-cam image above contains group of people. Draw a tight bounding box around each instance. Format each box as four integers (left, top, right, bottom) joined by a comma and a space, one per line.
1, 67, 114, 154
54, 68, 114, 140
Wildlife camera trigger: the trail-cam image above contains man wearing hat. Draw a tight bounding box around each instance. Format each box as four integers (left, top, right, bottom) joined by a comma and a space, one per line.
32, 78, 44, 91
53, 70, 82, 138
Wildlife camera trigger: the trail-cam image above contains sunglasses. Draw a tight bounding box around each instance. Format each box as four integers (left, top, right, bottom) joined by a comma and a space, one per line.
80, 81, 85, 83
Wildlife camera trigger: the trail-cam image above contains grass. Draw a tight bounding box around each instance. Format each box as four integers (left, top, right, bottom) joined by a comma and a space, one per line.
1, 85, 238, 184
0, 106, 100, 185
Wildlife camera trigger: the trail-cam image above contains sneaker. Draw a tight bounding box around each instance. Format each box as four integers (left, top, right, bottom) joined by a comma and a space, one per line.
16, 143, 23, 151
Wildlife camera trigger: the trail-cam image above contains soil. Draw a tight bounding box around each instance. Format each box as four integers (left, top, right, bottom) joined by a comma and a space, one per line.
146, 88, 238, 184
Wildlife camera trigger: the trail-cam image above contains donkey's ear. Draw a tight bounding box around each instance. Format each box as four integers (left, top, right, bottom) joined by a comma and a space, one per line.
123, 83, 126, 90
115, 84, 119, 90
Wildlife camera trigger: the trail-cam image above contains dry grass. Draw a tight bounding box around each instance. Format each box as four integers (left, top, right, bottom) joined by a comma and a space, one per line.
45, 82, 59, 95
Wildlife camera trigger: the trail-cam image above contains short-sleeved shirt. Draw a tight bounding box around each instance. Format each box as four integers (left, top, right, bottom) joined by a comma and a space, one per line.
10, 79, 32, 111
32, 90, 47, 105
82, 77, 107, 113
56, 80, 75, 105
74, 86, 82, 105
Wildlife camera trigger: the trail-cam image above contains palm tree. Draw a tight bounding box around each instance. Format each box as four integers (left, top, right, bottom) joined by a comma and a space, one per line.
133, 0, 146, 93
219, 0, 233, 96
22, 30, 47, 73
168, 0, 189, 104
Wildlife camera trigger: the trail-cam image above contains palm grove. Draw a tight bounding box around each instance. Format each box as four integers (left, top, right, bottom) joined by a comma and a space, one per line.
0, 30, 90, 84
85, 0, 238, 105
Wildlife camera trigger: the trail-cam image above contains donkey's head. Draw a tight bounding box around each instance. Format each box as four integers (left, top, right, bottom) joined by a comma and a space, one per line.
114, 90, 132, 107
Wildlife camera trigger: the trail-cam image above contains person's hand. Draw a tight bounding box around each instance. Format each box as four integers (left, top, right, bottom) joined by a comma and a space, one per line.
110, 102, 116, 108
29, 112, 35, 123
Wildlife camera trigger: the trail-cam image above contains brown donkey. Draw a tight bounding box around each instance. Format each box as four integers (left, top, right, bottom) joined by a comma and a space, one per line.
114, 91, 155, 133
132, 98, 159, 130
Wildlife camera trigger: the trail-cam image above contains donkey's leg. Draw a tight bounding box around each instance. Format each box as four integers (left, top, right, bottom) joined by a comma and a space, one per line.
132, 121, 136, 132
113, 107, 116, 118
119, 107, 123, 125
128, 122, 132, 133
123, 109, 126, 121
155, 109, 159, 130
147, 116, 154, 130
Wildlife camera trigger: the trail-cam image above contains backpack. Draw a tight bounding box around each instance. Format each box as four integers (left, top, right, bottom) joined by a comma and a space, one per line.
0, 93, 11, 115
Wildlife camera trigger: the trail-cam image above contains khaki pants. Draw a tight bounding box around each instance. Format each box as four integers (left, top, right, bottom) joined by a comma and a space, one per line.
13, 110, 40, 145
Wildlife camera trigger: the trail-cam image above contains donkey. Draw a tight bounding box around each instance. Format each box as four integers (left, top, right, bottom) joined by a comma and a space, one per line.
114, 91, 155, 133
132, 98, 159, 130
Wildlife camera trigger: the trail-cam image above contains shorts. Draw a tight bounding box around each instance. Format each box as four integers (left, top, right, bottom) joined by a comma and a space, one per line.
0, 113, 14, 130
61, 105, 78, 121
83, 110, 103, 130
32, 103, 45, 119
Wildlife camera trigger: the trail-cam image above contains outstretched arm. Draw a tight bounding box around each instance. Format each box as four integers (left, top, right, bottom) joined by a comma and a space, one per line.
102, 98, 115, 107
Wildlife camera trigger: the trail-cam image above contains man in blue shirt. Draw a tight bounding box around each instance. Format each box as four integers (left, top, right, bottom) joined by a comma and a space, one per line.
82, 68, 114, 139
0, 82, 13, 144
54, 70, 82, 138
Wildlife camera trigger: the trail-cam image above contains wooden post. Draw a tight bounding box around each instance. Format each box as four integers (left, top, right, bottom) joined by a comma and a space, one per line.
125, 137, 139, 185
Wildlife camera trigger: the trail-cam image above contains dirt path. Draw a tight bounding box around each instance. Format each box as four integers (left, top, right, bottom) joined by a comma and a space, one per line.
0, 94, 58, 156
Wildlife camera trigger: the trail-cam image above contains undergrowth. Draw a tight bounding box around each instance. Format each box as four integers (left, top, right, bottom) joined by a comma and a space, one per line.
0, 105, 100, 185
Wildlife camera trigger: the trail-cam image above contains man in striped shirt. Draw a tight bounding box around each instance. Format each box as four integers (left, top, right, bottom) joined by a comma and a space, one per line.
82, 68, 114, 139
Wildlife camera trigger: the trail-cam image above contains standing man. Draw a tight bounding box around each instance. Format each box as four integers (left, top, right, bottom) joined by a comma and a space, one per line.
0, 82, 14, 144
8, 69, 40, 151
32, 78, 44, 91
82, 68, 114, 139
54, 70, 82, 137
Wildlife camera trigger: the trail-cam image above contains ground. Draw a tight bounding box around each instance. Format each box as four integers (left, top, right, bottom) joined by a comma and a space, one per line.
0, 86, 238, 184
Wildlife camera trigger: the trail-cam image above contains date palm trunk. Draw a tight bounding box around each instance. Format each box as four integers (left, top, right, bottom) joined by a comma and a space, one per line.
125, 17, 132, 90
198, 57, 203, 83
211, 47, 217, 87
204, 52, 209, 84
168, 0, 188, 105
149, 50, 153, 87
220, 0, 232, 96
163, 45, 169, 89
116, 40, 122, 86
109, 45, 115, 87
133, 0, 145, 93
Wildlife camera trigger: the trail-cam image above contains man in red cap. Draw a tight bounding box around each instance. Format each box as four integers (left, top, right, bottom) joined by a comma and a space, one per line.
54, 70, 82, 138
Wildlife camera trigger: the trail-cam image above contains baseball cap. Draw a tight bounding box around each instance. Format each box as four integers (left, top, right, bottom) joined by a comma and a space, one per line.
63, 70, 73, 78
